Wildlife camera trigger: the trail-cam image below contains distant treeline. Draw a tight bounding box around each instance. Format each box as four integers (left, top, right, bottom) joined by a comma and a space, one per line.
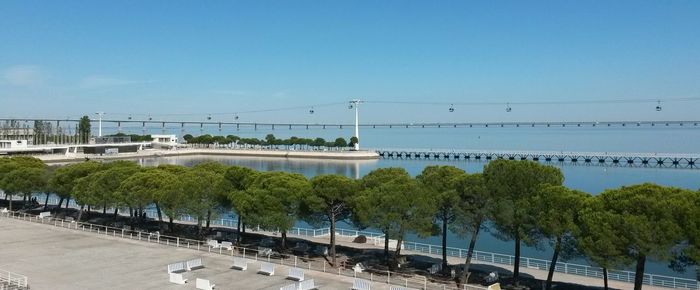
107, 133, 153, 142
183, 134, 357, 148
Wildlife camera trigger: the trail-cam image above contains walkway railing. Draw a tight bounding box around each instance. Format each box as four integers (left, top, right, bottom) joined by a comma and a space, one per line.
0, 211, 485, 290
9, 195, 700, 290
0, 268, 28, 289
401, 241, 699, 289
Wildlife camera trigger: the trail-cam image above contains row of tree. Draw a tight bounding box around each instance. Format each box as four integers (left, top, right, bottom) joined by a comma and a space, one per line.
106, 133, 154, 142
183, 133, 358, 148
0, 157, 698, 290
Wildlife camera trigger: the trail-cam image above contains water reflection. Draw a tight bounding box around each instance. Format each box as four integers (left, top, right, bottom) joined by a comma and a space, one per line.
136, 155, 374, 180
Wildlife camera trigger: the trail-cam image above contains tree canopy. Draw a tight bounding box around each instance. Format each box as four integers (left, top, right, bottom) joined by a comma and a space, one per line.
483, 159, 564, 284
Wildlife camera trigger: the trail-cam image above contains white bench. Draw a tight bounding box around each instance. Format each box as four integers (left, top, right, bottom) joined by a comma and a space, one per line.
169, 272, 187, 285
287, 267, 304, 281
196, 278, 215, 290
232, 257, 248, 271
207, 239, 221, 249
168, 261, 186, 273
390, 286, 409, 290
352, 278, 371, 290
258, 262, 275, 276
39, 212, 51, 218
221, 241, 233, 250
298, 279, 317, 290
187, 258, 204, 271
352, 263, 366, 273
280, 283, 297, 290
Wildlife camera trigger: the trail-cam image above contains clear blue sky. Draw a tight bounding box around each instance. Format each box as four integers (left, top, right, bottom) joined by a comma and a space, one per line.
1, 0, 699, 123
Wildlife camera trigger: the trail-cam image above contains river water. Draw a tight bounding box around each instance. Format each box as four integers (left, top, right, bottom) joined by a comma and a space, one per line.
94, 125, 700, 279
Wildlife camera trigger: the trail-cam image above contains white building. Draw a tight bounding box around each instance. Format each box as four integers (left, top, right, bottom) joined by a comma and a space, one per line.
0, 140, 29, 149
150, 134, 178, 148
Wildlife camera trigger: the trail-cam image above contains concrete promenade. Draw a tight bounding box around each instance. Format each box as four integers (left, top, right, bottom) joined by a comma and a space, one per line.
33, 148, 381, 163
0, 217, 389, 290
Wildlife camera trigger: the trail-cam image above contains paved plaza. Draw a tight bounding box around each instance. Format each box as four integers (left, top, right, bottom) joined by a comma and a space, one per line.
0, 217, 393, 290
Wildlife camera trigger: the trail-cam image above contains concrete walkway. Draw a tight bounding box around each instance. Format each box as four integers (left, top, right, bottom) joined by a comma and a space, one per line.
35, 148, 380, 163
0, 217, 396, 290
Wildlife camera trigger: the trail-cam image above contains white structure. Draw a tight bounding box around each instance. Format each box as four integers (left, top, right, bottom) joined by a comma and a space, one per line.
349, 99, 362, 151
151, 135, 178, 147
0, 140, 28, 149
95, 111, 105, 137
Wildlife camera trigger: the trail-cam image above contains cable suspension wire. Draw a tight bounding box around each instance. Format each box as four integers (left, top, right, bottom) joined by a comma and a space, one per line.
5, 96, 699, 120
366, 97, 700, 106
106, 101, 348, 118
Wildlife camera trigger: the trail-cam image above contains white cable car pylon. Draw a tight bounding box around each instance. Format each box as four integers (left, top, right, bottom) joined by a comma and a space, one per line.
349, 99, 362, 151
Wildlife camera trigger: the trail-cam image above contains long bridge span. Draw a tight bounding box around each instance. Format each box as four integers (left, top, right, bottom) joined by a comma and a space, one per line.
2, 118, 700, 131
372, 148, 700, 168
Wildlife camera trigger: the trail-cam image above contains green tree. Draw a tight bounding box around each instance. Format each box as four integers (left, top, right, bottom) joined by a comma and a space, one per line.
333, 137, 348, 147
417, 165, 465, 272
594, 183, 690, 290
78, 115, 91, 143
483, 159, 563, 285
675, 190, 700, 280
264, 134, 276, 145
1, 167, 48, 211
177, 167, 226, 236
356, 168, 436, 266
118, 169, 162, 224
312, 137, 326, 147
91, 161, 141, 220
249, 171, 311, 248
0, 157, 47, 210
453, 173, 492, 283
73, 171, 103, 222
120, 168, 183, 230
47, 161, 102, 211
304, 174, 358, 266
193, 161, 229, 229
577, 196, 631, 290
531, 185, 589, 290
225, 166, 259, 244
349, 136, 358, 149
357, 168, 409, 257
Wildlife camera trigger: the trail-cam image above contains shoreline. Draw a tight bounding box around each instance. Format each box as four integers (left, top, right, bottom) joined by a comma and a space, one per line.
31, 148, 381, 164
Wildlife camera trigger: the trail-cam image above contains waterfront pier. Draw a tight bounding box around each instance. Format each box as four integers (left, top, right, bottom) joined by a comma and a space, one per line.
374, 148, 700, 168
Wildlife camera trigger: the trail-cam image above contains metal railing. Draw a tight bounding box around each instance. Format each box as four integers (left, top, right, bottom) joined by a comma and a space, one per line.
402, 240, 700, 290
0, 269, 28, 289
0, 211, 485, 290
8, 195, 700, 290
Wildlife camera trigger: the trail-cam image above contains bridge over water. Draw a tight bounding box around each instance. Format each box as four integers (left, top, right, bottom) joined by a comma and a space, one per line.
372, 148, 700, 168
2, 118, 700, 131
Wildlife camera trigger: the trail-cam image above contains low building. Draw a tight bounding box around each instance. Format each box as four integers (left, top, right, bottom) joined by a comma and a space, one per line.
0, 128, 34, 141
151, 134, 178, 148
0, 140, 29, 149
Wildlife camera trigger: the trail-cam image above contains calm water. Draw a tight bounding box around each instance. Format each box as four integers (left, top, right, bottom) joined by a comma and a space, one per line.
115, 126, 700, 278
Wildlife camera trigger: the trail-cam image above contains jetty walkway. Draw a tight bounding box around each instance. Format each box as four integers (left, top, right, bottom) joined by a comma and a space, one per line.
373, 148, 700, 168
